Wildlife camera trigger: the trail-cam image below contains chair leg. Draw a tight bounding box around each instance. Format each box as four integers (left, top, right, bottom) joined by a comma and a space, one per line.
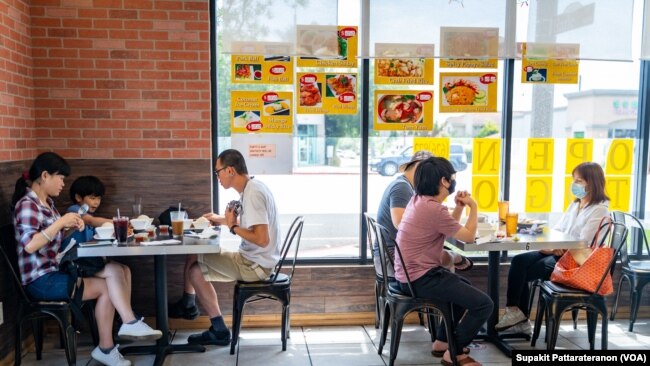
230, 292, 245, 355
547, 306, 562, 350
629, 285, 641, 332
426, 312, 436, 343
32, 319, 44, 360
374, 280, 381, 329
586, 311, 596, 350
531, 294, 545, 347
417, 312, 424, 326
281, 303, 288, 351
63, 324, 77, 366
601, 312, 608, 350
610, 274, 626, 321
389, 315, 405, 366
14, 318, 22, 366
571, 308, 579, 330
378, 303, 390, 354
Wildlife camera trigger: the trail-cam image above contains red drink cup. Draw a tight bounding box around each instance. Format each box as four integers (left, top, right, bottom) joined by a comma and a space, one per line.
113, 216, 129, 242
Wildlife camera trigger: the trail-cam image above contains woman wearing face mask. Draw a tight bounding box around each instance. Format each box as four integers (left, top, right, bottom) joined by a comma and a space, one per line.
495, 162, 609, 334
395, 157, 492, 366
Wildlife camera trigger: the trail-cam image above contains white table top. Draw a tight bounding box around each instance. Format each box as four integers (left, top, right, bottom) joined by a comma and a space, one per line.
450, 228, 588, 252
76, 237, 221, 257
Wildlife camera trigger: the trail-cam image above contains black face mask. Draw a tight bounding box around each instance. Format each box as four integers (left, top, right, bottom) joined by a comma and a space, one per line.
447, 178, 456, 194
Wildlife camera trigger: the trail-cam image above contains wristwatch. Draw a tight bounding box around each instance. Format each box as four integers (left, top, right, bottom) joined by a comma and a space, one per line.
229, 224, 239, 235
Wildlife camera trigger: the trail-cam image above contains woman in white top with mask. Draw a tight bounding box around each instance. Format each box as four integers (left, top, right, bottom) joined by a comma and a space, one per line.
495, 162, 609, 334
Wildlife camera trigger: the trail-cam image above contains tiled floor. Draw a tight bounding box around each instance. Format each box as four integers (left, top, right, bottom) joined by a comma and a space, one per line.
17, 319, 650, 366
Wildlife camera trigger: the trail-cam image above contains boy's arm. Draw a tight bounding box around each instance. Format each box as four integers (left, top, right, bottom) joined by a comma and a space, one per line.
83, 215, 112, 227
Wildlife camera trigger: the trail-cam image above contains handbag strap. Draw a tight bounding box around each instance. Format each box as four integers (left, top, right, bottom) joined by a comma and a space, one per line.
590, 216, 613, 249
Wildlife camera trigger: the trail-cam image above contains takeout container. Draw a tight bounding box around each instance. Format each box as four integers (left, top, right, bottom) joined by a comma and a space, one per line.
95, 226, 114, 240
192, 219, 210, 230
130, 217, 153, 231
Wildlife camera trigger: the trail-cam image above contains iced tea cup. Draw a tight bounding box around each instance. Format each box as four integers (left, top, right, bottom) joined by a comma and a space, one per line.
505, 212, 518, 237
113, 216, 129, 242
170, 211, 187, 237
498, 201, 509, 222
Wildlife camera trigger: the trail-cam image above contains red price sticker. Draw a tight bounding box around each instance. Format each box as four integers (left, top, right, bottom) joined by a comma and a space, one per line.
262, 92, 278, 102
270, 65, 286, 75
416, 91, 433, 102
338, 92, 355, 103
480, 73, 497, 84
338, 27, 357, 39
300, 74, 317, 84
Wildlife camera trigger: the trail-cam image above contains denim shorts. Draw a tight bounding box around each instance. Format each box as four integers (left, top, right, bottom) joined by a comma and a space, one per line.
25, 271, 74, 301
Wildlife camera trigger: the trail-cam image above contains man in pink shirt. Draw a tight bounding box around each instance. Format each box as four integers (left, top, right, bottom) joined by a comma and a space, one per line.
395, 157, 492, 366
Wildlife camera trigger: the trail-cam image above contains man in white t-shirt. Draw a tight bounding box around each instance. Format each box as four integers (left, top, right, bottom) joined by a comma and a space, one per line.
172, 149, 281, 346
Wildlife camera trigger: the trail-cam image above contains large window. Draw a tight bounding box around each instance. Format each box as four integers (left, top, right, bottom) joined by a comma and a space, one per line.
215, 0, 648, 261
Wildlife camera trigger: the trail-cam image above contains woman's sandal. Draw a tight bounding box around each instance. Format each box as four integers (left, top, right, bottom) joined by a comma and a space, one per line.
454, 255, 474, 272
431, 347, 470, 358
441, 355, 480, 366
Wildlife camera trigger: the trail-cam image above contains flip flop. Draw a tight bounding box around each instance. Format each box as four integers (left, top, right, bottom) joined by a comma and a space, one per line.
441, 355, 480, 366
454, 255, 474, 271
431, 347, 470, 358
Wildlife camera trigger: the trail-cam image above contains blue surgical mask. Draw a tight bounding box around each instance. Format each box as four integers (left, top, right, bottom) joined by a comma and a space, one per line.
571, 182, 587, 199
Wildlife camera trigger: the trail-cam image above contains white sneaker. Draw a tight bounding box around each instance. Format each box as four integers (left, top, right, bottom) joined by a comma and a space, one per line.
118, 317, 163, 340
91, 345, 131, 366
501, 319, 532, 335
495, 307, 527, 331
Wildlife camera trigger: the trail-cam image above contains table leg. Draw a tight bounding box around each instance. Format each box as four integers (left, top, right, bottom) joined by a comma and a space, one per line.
121, 255, 205, 365
473, 251, 514, 357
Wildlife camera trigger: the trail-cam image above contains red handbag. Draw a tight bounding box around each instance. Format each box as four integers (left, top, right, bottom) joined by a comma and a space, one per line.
550, 216, 615, 295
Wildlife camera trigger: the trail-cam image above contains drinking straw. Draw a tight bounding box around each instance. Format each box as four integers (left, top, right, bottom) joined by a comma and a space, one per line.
117, 208, 121, 218
178, 202, 181, 213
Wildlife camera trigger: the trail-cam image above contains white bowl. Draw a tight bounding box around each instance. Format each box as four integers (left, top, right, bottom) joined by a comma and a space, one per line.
130, 219, 149, 231
95, 226, 114, 239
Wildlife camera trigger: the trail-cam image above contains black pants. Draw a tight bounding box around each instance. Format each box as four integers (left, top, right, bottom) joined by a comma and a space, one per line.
401, 267, 493, 351
506, 251, 560, 317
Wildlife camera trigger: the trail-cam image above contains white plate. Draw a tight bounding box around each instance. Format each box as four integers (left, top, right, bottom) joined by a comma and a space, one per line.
80, 241, 114, 247
93, 234, 114, 241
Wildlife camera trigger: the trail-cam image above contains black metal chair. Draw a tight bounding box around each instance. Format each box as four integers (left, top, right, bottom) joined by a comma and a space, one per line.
531, 221, 628, 351
0, 224, 98, 366
610, 211, 650, 331
372, 220, 457, 366
363, 213, 386, 329
229, 216, 304, 354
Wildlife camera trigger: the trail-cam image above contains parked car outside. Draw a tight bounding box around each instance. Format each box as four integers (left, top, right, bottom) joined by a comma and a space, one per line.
370, 145, 468, 176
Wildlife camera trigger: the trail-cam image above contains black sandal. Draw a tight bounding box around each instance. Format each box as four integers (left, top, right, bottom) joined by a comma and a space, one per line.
455, 255, 474, 271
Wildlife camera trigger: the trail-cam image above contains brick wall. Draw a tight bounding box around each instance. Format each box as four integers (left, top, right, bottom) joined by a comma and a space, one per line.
30, 0, 211, 159
0, 0, 36, 162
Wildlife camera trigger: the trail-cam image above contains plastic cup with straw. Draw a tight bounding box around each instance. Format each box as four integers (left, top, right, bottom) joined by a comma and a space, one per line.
113, 208, 129, 243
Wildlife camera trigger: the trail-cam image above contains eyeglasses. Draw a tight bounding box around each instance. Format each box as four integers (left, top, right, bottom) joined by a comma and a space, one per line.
214, 166, 228, 177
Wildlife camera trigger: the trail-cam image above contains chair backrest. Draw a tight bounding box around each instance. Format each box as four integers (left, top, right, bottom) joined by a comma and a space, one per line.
271, 216, 304, 283
593, 221, 628, 295
363, 212, 375, 259
0, 224, 32, 304
611, 211, 650, 266
373, 220, 418, 298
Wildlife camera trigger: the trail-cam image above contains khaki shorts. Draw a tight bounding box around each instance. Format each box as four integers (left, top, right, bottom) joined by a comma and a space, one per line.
198, 250, 272, 282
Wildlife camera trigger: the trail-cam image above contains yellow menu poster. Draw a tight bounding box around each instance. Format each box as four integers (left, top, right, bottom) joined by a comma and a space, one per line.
520, 43, 579, 84
374, 90, 434, 131
230, 91, 293, 134
296, 73, 358, 115
374, 43, 435, 85
440, 27, 499, 69
231, 55, 293, 84
296, 25, 358, 68
439, 72, 498, 113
